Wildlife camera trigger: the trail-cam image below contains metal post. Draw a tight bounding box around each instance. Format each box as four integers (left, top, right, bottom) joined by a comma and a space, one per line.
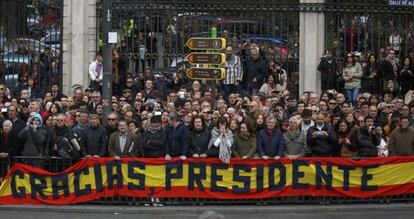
102, 0, 113, 126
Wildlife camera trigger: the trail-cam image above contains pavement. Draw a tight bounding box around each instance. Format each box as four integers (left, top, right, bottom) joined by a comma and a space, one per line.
1, 203, 414, 219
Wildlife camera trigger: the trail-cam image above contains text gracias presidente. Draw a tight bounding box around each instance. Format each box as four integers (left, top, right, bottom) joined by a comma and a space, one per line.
9, 160, 378, 199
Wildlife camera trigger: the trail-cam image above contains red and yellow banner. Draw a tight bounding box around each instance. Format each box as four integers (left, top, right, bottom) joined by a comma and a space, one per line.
1, 157, 414, 205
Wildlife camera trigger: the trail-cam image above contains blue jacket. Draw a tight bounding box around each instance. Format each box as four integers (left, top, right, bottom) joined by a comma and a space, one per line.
165, 121, 189, 157
257, 129, 285, 157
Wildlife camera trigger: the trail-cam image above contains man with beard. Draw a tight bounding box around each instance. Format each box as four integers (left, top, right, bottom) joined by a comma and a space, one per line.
300, 109, 314, 136
389, 116, 414, 156
82, 114, 108, 158
141, 115, 167, 158
223, 46, 243, 99
306, 112, 337, 157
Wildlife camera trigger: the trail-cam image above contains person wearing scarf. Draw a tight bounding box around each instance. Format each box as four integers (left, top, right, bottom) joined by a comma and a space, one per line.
141, 115, 167, 158
283, 116, 309, 159
207, 116, 233, 163
232, 121, 257, 159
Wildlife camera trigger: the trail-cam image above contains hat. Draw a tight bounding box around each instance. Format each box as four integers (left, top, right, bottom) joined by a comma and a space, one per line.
32, 113, 43, 127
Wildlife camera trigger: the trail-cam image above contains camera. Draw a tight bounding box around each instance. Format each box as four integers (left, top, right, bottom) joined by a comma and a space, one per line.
1, 108, 7, 113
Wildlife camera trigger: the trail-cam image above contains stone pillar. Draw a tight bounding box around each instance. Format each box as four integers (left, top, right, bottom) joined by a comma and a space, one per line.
299, 0, 325, 95
62, 0, 97, 95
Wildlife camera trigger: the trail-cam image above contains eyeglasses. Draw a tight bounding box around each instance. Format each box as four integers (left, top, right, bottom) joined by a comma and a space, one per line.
57, 119, 64, 122
329, 102, 336, 105
108, 118, 117, 121
75, 114, 80, 117
120, 99, 126, 102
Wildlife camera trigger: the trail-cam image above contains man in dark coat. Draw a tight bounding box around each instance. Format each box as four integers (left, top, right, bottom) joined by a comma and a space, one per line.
243, 48, 268, 95
350, 116, 380, 157
307, 112, 337, 157
317, 50, 338, 92
82, 114, 108, 157
165, 112, 189, 160
257, 116, 285, 159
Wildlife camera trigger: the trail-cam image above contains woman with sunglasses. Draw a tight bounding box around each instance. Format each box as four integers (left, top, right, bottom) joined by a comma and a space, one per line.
342, 53, 363, 104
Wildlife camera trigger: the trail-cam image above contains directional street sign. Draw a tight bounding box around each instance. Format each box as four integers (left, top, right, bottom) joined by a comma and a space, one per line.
186, 68, 225, 80
187, 52, 226, 65
186, 37, 226, 50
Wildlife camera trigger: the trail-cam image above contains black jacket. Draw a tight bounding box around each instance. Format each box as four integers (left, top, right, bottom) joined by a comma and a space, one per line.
243, 57, 268, 89
306, 124, 337, 157
82, 125, 108, 157
49, 126, 76, 157
189, 127, 211, 155
317, 57, 338, 82
141, 127, 167, 158
165, 121, 189, 157
0, 132, 19, 156
351, 128, 379, 157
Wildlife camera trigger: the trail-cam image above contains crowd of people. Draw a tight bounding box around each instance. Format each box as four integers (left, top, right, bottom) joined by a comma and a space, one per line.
1, 44, 414, 171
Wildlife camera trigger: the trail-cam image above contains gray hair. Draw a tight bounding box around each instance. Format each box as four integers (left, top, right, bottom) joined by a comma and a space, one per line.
266, 116, 277, 123
2, 120, 12, 128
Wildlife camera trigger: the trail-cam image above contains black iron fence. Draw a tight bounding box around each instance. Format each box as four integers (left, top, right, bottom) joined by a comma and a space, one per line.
325, 0, 414, 59
96, 0, 300, 83
0, 0, 63, 97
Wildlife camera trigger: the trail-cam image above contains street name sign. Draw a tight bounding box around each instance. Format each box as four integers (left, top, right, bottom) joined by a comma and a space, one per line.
186, 68, 225, 80
186, 52, 226, 64
186, 37, 226, 50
